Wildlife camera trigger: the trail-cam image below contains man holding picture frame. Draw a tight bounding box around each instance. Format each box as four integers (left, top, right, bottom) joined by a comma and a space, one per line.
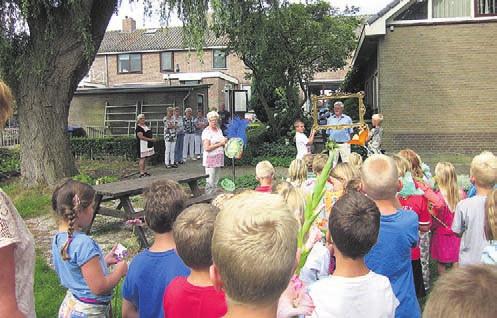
327, 101, 353, 166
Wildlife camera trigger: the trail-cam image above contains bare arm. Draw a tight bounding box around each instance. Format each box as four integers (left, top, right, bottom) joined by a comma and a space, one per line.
203, 138, 227, 152
81, 257, 127, 296
122, 299, 139, 318
307, 130, 316, 145
136, 132, 154, 142
0, 245, 25, 318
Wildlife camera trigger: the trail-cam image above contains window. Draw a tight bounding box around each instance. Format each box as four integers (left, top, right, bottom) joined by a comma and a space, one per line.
432, 0, 471, 18
476, 0, 497, 16
180, 80, 200, 85
213, 49, 227, 68
394, 1, 428, 20
197, 94, 204, 111
118, 54, 141, 73
160, 52, 174, 72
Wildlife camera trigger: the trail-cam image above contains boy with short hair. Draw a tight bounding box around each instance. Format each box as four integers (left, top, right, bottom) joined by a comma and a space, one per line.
294, 119, 315, 160
309, 190, 398, 317
361, 154, 420, 318
163, 204, 226, 318
452, 151, 497, 265
210, 191, 299, 318
255, 160, 275, 193
423, 264, 497, 318
122, 180, 190, 318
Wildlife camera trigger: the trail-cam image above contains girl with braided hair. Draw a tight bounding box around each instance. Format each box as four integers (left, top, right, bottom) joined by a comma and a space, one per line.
51, 180, 127, 317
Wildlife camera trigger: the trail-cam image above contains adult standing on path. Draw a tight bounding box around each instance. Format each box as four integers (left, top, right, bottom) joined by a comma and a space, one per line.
327, 101, 353, 166
174, 106, 185, 164
202, 111, 227, 194
194, 110, 207, 160
182, 108, 196, 162
135, 114, 155, 177
0, 81, 36, 318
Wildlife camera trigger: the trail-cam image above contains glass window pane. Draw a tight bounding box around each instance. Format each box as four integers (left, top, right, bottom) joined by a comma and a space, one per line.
432, 0, 471, 18
477, 0, 497, 15
130, 54, 141, 72
213, 49, 226, 68
161, 52, 173, 71
118, 54, 130, 73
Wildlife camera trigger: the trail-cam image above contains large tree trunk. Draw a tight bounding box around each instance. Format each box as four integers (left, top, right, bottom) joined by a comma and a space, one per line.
9, 1, 117, 186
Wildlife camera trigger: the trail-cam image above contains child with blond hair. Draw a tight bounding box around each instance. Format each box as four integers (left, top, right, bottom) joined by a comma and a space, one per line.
348, 152, 363, 172
431, 162, 465, 274
452, 151, 497, 265
163, 204, 226, 318
362, 155, 420, 318
482, 188, 497, 264
210, 191, 299, 318
368, 113, 384, 154
255, 160, 275, 193
303, 153, 316, 180
294, 119, 315, 160
274, 181, 306, 225
392, 154, 430, 297
287, 159, 307, 188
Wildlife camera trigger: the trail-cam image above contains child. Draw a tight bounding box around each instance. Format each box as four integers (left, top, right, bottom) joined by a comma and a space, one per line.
274, 181, 306, 225
303, 153, 316, 180
431, 162, 464, 274
122, 180, 190, 318
348, 152, 363, 173
482, 189, 497, 264
52, 180, 127, 317
423, 265, 497, 318
255, 160, 275, 193
392, 154, 430, 297
294, 119, 315, 160
309, 190, 398, 317
361, 154, 421, 318
287, 159, 307, 188
163, 204, 226, 318
163, 107, 178, 168
452, 151, 497, 265
398, 149, 438, 290
210, 191, 299, 318
368, 113, 383, 154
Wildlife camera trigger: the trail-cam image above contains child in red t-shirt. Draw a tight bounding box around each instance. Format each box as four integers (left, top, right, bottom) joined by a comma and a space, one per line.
393, 155, 431, 298
255, 160, 275, 193
163, 204, 226, 318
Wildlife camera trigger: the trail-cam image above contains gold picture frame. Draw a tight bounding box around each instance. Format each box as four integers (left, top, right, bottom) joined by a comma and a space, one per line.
312, 92, 367, 131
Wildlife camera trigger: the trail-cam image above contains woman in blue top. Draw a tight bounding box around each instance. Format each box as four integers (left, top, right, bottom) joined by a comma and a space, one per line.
51, 180, 127, 317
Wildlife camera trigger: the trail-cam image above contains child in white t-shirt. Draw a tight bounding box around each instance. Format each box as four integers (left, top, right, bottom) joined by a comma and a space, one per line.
308, 190, 398, 318
294, 120, 315, 160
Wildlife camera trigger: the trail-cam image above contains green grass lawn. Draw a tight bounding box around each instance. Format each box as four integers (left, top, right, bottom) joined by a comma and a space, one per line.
2, 181, 52, 219
34, 254, 66, 317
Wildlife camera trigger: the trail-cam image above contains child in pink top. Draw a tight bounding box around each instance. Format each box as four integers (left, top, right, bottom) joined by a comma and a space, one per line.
431, 162, 465, 275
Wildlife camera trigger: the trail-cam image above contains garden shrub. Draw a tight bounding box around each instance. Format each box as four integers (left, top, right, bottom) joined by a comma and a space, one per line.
0, 146, 20, 175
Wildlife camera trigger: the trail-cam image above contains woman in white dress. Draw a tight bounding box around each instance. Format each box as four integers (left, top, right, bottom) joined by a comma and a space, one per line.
202, 111, 227, 193
0, 81, 36, 317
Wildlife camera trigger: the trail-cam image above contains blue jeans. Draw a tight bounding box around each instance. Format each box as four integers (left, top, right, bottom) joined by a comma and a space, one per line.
175, 134, 184, 162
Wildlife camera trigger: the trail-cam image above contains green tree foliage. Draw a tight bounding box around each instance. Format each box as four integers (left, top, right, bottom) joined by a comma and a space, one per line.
211, 1, 360, 139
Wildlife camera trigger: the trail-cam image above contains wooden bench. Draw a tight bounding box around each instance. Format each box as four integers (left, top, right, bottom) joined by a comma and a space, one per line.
89, 172, 210, 248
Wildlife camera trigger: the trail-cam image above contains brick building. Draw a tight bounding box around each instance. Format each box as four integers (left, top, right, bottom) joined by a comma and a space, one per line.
347, 0, 497, 154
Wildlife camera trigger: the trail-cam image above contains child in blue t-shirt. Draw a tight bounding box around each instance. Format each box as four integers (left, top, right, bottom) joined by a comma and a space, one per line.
361, 155, 421, 318
51, 180, 127, 317
122, 180, 190, 318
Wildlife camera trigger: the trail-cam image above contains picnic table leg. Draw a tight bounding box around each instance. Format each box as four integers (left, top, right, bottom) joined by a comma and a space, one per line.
120, 197, 149, 249
188, 180, 202, 197
86, 194, 103, 235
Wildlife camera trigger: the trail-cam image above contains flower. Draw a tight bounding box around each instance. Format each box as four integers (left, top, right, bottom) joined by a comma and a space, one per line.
125, 218, 143, 226
277, 275, 315, 318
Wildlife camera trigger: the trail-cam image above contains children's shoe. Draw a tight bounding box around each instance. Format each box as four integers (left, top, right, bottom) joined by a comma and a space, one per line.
172, 164, 178, 168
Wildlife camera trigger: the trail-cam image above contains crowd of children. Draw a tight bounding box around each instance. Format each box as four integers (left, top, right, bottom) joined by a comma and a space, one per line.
46, 117, 497, 317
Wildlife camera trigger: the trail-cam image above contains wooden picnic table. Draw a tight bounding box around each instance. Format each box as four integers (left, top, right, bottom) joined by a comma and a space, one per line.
88, 171, 210, 248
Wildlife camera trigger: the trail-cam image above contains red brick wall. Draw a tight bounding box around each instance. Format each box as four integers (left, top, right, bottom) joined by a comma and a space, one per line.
377, 21, 497, 154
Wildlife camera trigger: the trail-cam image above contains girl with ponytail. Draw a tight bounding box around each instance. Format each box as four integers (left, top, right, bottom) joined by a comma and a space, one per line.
51, 180, 127, 317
